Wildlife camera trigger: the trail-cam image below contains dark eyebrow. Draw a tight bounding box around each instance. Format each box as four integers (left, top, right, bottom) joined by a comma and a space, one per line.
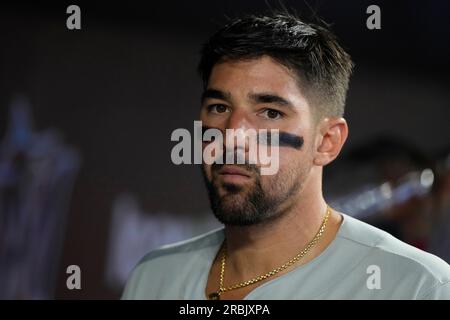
201, 89, 231, 103
248, 92, 295, 110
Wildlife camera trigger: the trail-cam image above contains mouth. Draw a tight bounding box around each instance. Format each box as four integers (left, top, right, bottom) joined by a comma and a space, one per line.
216, 165, 252, 184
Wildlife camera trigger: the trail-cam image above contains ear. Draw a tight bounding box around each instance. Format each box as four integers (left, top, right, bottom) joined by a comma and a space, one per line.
313, 118, 348, 166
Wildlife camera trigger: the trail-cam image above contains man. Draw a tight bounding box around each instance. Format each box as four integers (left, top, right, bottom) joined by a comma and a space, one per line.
122, 13, 450, 299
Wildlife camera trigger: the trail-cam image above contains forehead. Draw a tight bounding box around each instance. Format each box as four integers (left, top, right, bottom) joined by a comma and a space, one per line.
207, 56, 308, 105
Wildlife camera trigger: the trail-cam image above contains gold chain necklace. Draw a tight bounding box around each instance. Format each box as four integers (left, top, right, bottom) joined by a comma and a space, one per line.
207, 205, 331, 300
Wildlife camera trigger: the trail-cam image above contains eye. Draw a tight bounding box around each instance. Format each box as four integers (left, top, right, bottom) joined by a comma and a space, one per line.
207, 104, 230, 114
260, 108, 284, 120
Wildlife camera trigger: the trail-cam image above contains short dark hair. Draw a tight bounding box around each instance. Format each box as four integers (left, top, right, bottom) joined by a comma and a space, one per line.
198, 13, 354, 119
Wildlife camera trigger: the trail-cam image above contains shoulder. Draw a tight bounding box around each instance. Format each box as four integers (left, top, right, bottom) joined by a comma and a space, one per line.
338, 214, 450, 298
139, 227, 224, 263
121, 227, 224, 299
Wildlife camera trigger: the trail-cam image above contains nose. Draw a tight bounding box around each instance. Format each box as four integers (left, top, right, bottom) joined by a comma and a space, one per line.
225, 109, 250, 131
223, 110, 255, 161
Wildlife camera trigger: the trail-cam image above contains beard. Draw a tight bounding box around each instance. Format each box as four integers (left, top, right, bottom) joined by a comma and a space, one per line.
202, 163, 302, 226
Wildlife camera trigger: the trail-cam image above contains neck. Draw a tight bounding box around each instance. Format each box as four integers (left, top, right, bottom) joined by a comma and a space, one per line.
222, 168, 341, 280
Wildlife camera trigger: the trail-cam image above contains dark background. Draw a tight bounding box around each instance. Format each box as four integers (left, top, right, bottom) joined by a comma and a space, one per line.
1, 1, 449, 299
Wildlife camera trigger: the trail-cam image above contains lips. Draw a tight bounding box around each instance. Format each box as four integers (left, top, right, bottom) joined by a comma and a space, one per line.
218, 165, 251, 177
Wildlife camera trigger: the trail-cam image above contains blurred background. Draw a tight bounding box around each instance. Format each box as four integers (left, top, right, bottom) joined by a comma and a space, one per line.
0, 0, 449, 299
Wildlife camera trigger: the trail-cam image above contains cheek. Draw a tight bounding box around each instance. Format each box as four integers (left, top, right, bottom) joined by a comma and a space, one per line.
264, 147, 312, 183
278, 148, 304, 168
202, 163, 213, 180
260, 153, 298, 187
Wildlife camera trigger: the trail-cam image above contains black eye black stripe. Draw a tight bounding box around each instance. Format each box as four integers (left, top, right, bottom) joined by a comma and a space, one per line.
201, 126, 304, 150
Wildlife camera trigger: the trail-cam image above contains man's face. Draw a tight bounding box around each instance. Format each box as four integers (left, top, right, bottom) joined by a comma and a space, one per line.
200, 55, 317, 226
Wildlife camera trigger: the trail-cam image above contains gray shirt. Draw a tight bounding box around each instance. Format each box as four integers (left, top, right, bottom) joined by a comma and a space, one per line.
122, 214, 450, 299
